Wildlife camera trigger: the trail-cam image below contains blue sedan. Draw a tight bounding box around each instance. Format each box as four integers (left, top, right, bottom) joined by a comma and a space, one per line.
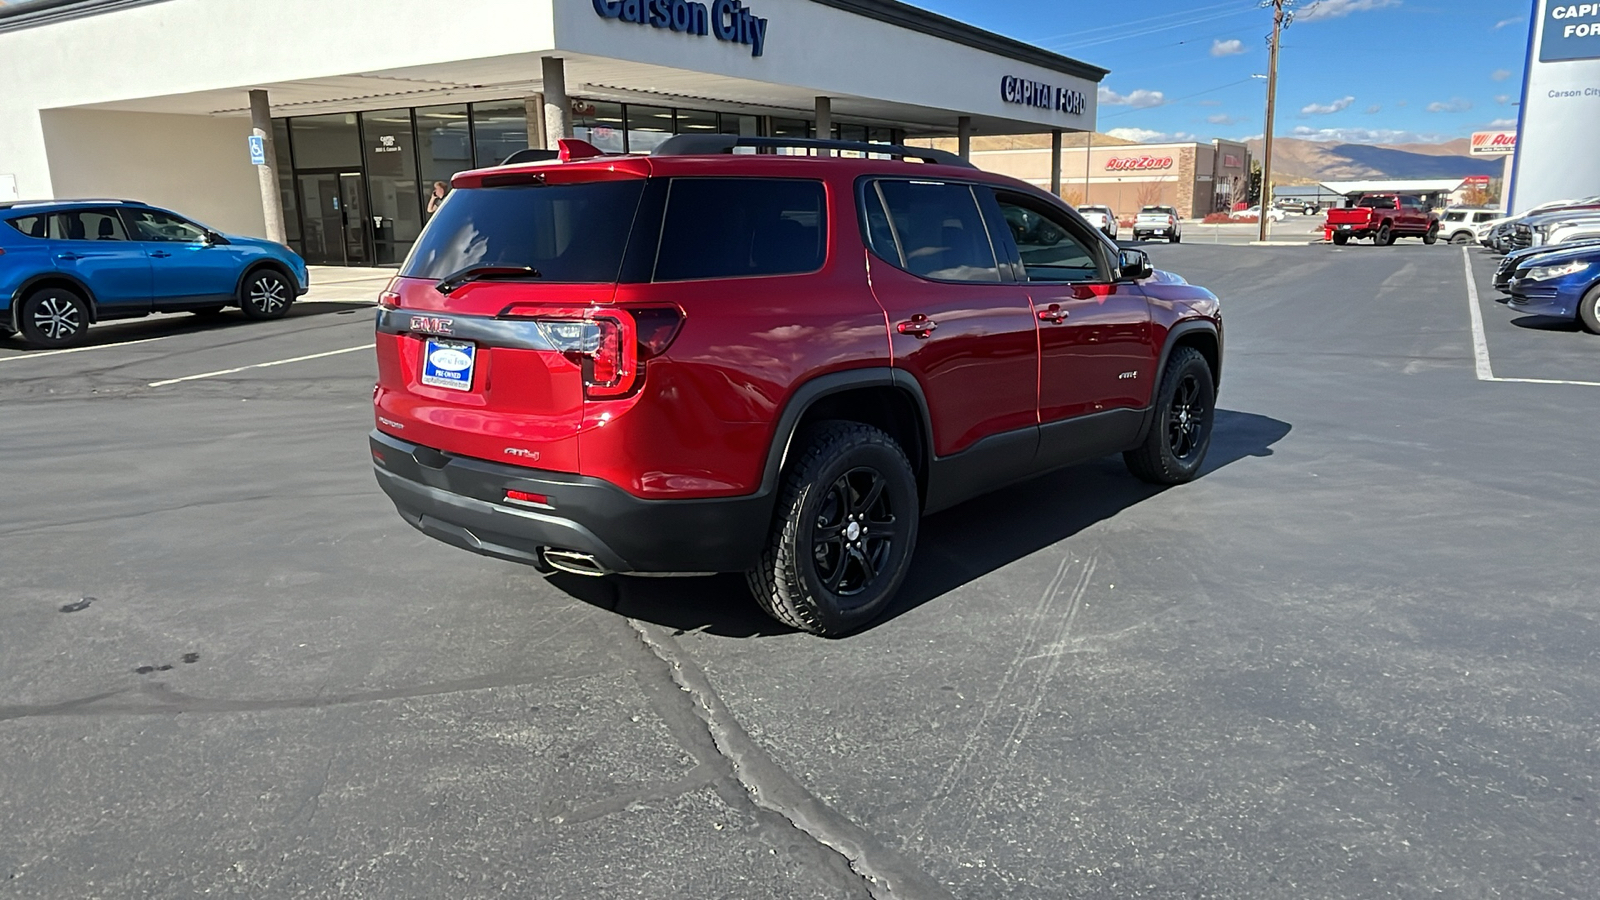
0, 199, 308, 348
1506, 243, 1600, 334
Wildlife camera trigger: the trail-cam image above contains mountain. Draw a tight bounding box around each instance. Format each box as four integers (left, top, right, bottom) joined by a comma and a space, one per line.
1246, 137, 1502, 184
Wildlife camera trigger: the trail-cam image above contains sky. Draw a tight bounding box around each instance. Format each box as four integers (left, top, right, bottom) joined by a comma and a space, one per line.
915, 0, 1535, 145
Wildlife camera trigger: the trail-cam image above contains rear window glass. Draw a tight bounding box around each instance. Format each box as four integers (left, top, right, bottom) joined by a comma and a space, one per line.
654, 178, 826, 281
1358, 197, 1396, 210
6, 214, 52, 238
401, 180, 645, 283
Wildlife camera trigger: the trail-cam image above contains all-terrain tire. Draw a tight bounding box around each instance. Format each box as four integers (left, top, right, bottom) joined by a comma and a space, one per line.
17, 287, 89, 349
239, 268, 294, 321
1376, 224, 1394, 246
1579, 284, 1600, 335
1333, 233, 1349, 246
1124, 347, 1216, 485
1423, 224, 1439, 245
747, 422, 920, 637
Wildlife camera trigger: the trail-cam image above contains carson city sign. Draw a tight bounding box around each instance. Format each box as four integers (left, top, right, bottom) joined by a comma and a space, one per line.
593, 0, 769, 57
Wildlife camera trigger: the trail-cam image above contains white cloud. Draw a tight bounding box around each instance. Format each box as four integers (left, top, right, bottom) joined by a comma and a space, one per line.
1495, 94, 1512, 105
1290, 125, 1448, 144
1364, 104, 1382, 114
1211, 39, 1246, 57
1302, 96, 1356, 115
1491, 69, 1513, 81
1208, 114, 1241, 125
1493, 16, 1522, 29
1300, 0, 1401, 22
1486, 118, 1517, 128
1427, 98, 1473, 113
1237, 134, 1265, 142
1105, 127, 1195, 143
1098, 86, 1167, 109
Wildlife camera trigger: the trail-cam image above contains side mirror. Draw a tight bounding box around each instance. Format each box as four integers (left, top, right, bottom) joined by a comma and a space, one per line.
201, 230, 226, 246
1118, 249, 1153, 281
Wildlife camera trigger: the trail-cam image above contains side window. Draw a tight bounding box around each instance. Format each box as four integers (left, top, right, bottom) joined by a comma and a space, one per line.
874, 180, 999, 283
54, 208, 129, 242
654, 178, 825, 281
1443, 212, 1465, 223
122, 208, 207, 243
993, 193, 1103, 283
860, 184, 898, 263
1475, 212, 1497, 223
6, 214, 51, 239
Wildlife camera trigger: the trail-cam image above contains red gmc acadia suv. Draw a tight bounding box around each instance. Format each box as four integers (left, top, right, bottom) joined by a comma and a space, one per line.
370, 135, 1223, 636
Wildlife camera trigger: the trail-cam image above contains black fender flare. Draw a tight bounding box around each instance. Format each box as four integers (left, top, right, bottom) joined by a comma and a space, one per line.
756, 367, 935, 496
10, 271, 100, 327
1138, 319, 1223, 443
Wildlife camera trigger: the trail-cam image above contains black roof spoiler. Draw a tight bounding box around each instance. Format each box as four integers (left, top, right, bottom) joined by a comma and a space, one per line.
650, 134, 974, 169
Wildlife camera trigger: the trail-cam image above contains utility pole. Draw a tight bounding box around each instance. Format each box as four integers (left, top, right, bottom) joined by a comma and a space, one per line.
1258, 0, 1295, 243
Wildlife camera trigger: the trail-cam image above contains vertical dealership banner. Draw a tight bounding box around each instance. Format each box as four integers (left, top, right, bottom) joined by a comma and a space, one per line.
1509, 1, 1600, 212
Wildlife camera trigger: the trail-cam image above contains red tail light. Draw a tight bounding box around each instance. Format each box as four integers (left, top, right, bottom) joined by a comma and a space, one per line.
504, 305, 680, 400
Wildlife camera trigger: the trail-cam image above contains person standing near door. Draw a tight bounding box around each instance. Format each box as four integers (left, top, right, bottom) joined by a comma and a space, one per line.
425, 181, 448, 219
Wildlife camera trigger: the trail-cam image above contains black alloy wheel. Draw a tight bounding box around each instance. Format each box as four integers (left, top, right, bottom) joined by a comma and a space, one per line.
17, 287, 88, 349
1124, 347, 1216, 485
749, 422, 919, 637
240, 269, 293, 321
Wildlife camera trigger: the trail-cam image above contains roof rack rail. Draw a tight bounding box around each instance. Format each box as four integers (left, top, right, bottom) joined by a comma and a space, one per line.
650, 134, 974, 169
0, 198, 143, 209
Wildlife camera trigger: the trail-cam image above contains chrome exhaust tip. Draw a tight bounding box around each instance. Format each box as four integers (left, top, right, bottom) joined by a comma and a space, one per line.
541, 549, 611, 577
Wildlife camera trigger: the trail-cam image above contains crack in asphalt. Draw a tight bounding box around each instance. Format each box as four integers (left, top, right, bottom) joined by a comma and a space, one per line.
628, 619, 956, 900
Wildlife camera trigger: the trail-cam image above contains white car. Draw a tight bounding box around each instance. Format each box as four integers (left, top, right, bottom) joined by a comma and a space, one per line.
1438, 207, 1502, 245
1132, 205, 1183, 243
1234, 205, 1287, 223
1076, 205, 1118, 240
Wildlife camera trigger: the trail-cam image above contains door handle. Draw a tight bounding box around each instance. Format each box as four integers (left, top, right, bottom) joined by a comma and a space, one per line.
150, 251, 171, 258
1037, 305, 1070, 324
896, 315, 938, 339
55, 252, 82, 261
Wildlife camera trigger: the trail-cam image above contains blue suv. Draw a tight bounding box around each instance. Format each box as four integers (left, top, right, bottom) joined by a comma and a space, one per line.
0, 199, 308, 348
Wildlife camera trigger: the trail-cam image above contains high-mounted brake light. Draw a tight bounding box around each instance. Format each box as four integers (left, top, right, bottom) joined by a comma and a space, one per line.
558, 138, 605, 162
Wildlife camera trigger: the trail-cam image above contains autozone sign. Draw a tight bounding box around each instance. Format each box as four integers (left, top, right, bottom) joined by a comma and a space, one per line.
1106, 156, 1174, 171
1471, 131, 1518, 156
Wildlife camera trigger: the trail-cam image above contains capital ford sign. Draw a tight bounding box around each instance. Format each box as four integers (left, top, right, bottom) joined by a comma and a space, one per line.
1106, 156, 1174, 172
1544, 4, 1600, 60
594, 0, 769, 57
1000, 76, 1086, 116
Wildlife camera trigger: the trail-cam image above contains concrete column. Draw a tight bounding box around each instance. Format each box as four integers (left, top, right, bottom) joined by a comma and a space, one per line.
541, 57, 571, 147
1050, 129, 1063, 197
525, 94, 547, 150
248, 90, 287, 245
814, 96, 832, 156
957, 115, 972, 160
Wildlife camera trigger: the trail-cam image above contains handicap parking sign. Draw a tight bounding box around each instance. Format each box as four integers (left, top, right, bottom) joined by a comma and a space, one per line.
248, 135, 266, 166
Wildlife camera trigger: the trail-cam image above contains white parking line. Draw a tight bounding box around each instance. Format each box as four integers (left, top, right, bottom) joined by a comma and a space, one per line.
1463, 247, 1600, 388
0, 334, 173, 362
147, 344, 372, 387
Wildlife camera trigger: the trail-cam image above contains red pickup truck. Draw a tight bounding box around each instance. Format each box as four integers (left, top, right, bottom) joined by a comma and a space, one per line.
1325, 194, 1440, 246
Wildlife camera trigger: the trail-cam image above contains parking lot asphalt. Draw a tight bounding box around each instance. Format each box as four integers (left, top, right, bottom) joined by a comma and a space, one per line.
2, 245, 1597, 898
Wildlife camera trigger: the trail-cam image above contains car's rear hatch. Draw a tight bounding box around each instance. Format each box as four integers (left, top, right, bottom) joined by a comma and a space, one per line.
373, 161, 655, 473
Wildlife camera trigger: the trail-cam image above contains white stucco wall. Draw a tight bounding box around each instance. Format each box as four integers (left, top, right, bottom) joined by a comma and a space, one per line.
39, 109, 267, 237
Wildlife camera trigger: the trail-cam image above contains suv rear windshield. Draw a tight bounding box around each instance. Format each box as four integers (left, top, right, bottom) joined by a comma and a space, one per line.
402, 180, 645, 283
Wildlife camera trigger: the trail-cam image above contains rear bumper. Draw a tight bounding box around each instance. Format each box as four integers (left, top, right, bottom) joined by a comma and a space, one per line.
369, 430, 774, 574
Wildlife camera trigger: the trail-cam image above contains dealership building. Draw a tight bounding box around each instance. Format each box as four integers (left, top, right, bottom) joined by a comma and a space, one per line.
0, 0, 1106, 266
924, 134, 1253, 220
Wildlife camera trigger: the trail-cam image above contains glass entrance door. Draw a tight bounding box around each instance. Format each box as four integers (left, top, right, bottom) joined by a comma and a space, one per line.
296, 171, 371, 266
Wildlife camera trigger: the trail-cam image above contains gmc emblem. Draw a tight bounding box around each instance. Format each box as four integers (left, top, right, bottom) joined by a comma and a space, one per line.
410, 315, 454, 335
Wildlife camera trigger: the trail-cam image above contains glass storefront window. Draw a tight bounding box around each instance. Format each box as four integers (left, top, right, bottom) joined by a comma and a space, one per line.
289, 113, 362, 169
360, 108, 422, 266
675, 108, 718, 134
626, 105, 674, 155
472, 100, 528, 167
770, 118, 812, 155
572, 100, 625, 154
415, 104, 471, 219
271, 119, 300, 245
719, 114, 759, 137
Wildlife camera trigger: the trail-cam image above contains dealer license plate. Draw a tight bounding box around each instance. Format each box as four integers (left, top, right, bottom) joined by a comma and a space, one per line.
421, 338, 476, 392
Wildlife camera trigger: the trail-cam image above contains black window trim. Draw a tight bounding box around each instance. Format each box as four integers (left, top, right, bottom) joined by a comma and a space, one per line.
991, 187, 1114, 284
854, 175, 1009, 286
649, 175, 830, 284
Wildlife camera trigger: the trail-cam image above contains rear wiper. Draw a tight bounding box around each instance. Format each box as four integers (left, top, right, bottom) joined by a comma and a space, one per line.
435, 265, 542, 295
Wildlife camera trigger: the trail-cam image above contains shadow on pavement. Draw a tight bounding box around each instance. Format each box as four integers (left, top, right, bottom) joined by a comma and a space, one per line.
1509, 314, 1583, 332
0, 302, 374, 354
551, 409, 1292, 639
